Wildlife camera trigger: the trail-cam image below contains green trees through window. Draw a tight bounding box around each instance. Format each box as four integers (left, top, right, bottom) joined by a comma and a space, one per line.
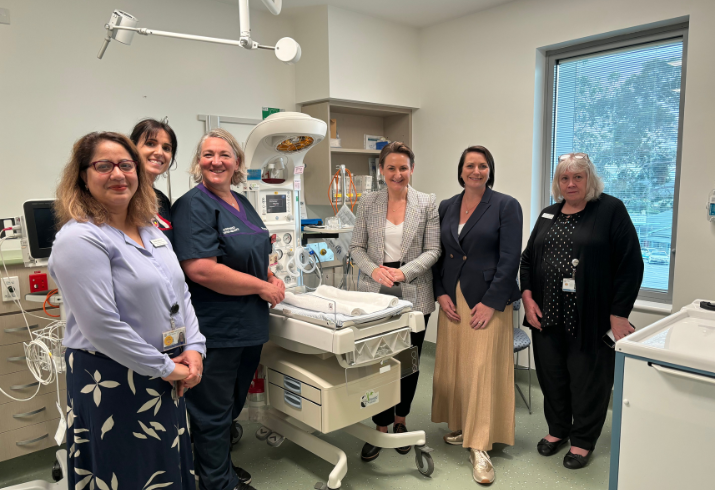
549, 38, 684, 295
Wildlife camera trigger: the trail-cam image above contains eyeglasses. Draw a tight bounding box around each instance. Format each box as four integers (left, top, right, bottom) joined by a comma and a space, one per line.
558, 152, 590, 161
90, 160, 137, 174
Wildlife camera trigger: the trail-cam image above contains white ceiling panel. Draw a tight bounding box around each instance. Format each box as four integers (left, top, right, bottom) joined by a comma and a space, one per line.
210, 0, 517, 28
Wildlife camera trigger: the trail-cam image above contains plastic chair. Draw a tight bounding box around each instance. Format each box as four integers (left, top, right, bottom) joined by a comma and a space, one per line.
512, 300, 532, 414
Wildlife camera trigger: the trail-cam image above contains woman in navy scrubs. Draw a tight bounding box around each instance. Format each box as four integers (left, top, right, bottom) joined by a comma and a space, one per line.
172, 128, 285, 490
130, 118, 178, 242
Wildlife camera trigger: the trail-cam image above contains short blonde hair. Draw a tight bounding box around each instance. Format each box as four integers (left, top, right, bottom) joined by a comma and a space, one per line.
55, 132, 157, 228
551, 153, 604, 202
189, 128, 247, 186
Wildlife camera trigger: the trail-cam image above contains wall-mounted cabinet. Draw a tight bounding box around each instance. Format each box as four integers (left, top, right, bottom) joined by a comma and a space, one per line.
300, 100, 412, 206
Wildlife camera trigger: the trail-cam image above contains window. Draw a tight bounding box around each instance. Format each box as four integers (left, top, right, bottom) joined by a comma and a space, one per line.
542, 24, 688, 303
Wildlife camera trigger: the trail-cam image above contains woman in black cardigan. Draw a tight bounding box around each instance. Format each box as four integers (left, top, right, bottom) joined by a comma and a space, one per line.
520, 153, 643, 469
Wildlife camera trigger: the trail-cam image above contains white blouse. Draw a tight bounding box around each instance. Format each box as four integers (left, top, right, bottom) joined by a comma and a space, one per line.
458, 223, 465, 235
384, 220, 404, 262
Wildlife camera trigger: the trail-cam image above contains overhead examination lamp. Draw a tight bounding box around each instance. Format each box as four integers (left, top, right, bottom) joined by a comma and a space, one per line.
97, 0, 301, 64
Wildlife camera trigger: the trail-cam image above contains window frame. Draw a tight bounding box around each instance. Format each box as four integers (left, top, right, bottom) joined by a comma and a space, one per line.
541, 23, 689, 304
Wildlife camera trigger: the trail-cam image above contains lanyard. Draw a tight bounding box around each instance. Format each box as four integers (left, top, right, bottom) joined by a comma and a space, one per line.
169, 303, 179, 329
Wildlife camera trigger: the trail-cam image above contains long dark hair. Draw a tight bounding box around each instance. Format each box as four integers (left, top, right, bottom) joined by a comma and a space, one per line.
457, 145, 495, 188
130, 118, 178, 171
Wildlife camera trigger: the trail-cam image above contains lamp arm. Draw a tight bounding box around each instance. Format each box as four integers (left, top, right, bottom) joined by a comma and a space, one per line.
107, 25, 277, 49
260, 0, 283, 15
97, 30, 112, 59
238, 0, 283, 49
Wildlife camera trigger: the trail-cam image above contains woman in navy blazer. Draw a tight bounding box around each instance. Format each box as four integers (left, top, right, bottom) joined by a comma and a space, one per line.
431, 145, 522, 485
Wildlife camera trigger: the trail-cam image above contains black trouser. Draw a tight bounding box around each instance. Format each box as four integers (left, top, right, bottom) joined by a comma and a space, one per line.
532, 326, 615, 451
187, 345, 263, 490
372, 313, 430, 427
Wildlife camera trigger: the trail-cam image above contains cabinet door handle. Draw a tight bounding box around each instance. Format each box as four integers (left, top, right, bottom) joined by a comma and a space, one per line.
10, 381, 39, 390
4, 324, 40, 333
284, 391, 302, 410
284, 376, 302, 394
13, 406, 46, 418
651, 363, 715, 386
7, 356, 27, 362
16, 433, 48, 446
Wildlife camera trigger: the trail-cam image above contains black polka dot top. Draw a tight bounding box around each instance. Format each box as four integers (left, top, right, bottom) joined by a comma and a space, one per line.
541, 210, 584, 336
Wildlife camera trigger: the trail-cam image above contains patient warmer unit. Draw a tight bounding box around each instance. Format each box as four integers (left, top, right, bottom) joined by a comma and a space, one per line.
255, 289, 435, 489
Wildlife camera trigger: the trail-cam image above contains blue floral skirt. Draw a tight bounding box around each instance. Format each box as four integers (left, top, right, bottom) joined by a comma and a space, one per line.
64, 348, 195, 490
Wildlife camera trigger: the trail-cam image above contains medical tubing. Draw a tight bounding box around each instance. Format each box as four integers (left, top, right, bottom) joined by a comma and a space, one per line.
286, 246, 322, 287
0, 240, 58, 324
0, 238, 38, 335
0, 238, 62, 402
43, 289, 61, 317
328, 167, 357, 214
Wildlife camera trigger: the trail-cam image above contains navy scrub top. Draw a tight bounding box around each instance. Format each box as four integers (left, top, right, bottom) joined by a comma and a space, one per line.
172, 183, 271, 348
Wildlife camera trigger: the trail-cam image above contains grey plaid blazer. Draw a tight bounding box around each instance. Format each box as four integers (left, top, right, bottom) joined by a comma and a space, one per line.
349, 186, 441, 314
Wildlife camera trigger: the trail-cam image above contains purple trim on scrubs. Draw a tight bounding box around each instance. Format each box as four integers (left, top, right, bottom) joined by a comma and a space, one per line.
197, 183, 265, 234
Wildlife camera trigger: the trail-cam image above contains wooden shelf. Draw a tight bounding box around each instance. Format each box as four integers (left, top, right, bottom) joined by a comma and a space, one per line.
300, 100, 412, 206
330, 148, 381, 155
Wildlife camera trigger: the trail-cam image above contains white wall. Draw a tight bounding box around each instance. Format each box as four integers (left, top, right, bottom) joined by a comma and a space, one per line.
0, 0, 296, 249
327, 6, 421, 108
414, 0, 715, 344
293, 6, 330, 104
293, 6, 421, 107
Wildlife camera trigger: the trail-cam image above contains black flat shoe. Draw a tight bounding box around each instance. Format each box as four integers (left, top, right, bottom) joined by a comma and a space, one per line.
232, 482, 257, 490
232, 464, 252, 485
537, 437, 569, 456
563, 450, 591, 469
393, 423, 411, 455
361, 442, 382, 461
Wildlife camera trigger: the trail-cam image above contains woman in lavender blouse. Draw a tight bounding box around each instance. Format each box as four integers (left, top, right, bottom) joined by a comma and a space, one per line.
49, 132, 206, 490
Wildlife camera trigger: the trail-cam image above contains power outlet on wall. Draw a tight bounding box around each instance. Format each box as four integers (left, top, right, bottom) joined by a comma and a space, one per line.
1, 276, 20, 302
1, 217, 16, 238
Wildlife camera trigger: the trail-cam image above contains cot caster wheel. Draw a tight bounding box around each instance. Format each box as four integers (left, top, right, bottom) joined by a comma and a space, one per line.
415, 445, 435, 477
255, 426, 272, 441
314, 482, 339, 490
231, 420, 243, 445
51, 459, 63, 481
266, 432, 285, 447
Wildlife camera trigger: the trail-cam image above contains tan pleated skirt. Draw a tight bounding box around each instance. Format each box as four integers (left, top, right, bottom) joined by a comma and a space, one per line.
431, 283, 515, 450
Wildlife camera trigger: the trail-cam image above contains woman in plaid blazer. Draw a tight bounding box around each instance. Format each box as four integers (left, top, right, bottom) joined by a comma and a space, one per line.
349, 141, 441, 462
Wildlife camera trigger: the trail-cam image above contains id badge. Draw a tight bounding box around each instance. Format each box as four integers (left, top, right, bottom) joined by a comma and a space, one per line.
269, 252, 279, 267
162, 326, 186, 351
562, 278, 576, 293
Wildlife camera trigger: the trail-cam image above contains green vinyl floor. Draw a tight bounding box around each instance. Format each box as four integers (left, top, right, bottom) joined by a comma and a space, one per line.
0, 342, 613, 489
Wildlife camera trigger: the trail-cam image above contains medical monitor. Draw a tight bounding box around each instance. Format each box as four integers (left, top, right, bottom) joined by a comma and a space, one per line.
21, 200, 57, 266
265, 194, 287, 214
258, 190, 292, 221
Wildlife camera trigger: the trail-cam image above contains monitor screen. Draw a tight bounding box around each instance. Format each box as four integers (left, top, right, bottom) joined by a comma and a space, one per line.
33, 208, 56, 250
265, 194, 287, 214
23, 200, 57, 260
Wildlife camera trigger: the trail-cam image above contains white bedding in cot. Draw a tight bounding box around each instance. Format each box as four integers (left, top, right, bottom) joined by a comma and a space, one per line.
273, 299, 413, 327
282, 286, 399, 316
